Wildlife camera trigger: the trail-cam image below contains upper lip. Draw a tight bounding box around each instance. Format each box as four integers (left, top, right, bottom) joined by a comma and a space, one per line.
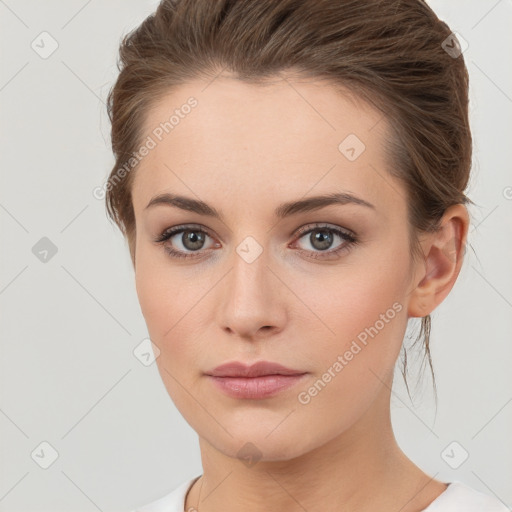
206, 361, 306, 378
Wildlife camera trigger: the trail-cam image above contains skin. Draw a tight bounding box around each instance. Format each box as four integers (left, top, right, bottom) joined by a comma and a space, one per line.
130, 73, 469, 512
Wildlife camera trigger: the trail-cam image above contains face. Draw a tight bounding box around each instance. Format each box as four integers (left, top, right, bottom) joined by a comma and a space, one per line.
131, 75, 419, 461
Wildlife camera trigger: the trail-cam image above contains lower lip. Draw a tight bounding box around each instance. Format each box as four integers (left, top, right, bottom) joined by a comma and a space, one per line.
207, 374, 308, 399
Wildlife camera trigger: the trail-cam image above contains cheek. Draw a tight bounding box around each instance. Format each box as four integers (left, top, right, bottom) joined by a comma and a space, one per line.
135, 242, 188, 334
134, 252, 209, 373
135, 261, 169, 335
135, 260, 202, 409
299, 254, 409, 388
306, 249, 406, 319
288, 276, 407, 442
135, 250, 181, 353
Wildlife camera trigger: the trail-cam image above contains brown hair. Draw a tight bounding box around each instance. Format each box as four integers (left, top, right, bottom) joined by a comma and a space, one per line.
105, 0, 473, 403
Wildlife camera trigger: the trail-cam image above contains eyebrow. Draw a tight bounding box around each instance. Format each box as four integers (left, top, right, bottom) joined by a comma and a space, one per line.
144, 192, 375, 220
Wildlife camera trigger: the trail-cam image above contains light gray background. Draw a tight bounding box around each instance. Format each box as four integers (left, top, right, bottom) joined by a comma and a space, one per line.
0, 1, 511, 511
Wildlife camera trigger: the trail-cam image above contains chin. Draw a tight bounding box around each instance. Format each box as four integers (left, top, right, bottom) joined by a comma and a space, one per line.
198, 420, 319, 463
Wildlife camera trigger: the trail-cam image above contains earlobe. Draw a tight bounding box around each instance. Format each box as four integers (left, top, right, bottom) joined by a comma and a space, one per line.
407, 204, 469, 319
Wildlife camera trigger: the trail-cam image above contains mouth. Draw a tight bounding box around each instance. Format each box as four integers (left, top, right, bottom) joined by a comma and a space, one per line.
204, 360, 308, 399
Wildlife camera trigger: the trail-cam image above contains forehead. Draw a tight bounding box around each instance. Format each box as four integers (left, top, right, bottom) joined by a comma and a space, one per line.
132, 75, 401, 218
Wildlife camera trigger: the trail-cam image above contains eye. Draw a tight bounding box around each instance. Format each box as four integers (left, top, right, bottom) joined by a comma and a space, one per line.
154, 223, 358, 260
291, 223, 358, 260
154, 224, 218, 259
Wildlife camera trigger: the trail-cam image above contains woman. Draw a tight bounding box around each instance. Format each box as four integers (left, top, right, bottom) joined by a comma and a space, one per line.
104, 0, 509, 510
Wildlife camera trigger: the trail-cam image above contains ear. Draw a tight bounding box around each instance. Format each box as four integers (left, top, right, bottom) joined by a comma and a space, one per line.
407, 204, 470, 318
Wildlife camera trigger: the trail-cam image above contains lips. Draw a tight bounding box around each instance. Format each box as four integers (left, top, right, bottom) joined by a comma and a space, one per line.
206, 360, 306, 378
205, 361, 308, 399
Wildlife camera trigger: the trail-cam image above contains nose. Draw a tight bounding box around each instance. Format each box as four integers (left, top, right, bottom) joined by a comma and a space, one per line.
216, 241, 287, 341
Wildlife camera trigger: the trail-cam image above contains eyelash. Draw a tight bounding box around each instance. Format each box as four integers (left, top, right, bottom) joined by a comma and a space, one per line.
153, 223, 358, 261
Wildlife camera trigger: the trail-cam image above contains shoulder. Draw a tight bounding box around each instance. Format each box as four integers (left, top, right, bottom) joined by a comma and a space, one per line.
423, 481, 510, 512
130, 476, 200, 512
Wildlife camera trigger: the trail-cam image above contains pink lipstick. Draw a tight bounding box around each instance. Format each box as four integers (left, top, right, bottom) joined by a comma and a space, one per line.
205, 361, 308, 399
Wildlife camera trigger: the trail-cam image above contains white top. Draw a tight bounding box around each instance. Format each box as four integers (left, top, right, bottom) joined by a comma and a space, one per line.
131, 476, 511, 512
